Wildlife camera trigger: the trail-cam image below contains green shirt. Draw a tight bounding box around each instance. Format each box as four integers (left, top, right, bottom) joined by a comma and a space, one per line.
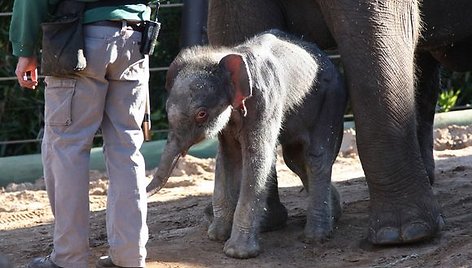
9, 0, 151, 57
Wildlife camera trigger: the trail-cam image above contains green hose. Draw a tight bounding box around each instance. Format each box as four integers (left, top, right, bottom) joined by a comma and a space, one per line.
0, 138, 218, 186
1, 109, 471, 187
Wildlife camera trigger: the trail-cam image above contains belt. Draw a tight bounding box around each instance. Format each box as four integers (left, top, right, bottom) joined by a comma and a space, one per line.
90, 20, 144, 33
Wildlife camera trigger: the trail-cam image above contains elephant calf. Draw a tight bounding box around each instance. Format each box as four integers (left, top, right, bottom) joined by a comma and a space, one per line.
147, 29, 347, 258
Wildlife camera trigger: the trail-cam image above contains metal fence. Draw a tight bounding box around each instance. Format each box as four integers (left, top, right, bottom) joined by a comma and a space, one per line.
0, 3, 184, 147
0, 3, 183, 81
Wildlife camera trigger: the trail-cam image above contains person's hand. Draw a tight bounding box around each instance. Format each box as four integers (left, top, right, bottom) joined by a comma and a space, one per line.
15, 56, 39, 90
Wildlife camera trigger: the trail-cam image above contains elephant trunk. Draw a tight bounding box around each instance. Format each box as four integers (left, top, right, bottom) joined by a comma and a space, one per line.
146, 136, 183, 197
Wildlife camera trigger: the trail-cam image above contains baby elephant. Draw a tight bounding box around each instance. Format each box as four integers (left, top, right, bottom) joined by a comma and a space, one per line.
147, 29, 347, 258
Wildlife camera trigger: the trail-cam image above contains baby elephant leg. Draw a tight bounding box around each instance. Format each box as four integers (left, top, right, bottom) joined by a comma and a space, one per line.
304, 173, 341, 243
223, 130, 278, 258
282, 142, 342, 243
260, 157, 288, 232
206, 156, 288, 235
208, 134, 242, 241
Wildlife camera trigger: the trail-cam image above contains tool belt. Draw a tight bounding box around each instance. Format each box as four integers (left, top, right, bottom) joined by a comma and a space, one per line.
40, 0, 158, 76
91, 20, 145, 32
85, 0, 148, 10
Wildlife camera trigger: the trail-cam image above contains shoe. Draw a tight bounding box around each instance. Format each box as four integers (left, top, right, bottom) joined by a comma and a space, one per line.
28, 256, 62, 268
96, 256, 142, 268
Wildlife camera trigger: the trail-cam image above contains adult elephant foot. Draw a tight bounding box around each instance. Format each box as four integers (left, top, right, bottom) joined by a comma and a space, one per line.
223, 228, 260, 259
367, 191, 444, 245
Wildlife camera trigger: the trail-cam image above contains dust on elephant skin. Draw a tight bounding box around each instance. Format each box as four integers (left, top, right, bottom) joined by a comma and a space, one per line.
147, 30, 347, 258
206, 0, 472, 246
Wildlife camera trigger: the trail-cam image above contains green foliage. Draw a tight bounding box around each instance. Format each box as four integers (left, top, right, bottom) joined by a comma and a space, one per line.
0, 0, 44, 156
438, 88, 461, 112
0, 0, 183, 156
1, 0, 472, 156
147, 1, 183, 141
439, 69, 472, 112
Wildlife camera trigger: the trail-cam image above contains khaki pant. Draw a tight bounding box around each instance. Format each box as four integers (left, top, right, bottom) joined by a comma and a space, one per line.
42, 23, 149, 267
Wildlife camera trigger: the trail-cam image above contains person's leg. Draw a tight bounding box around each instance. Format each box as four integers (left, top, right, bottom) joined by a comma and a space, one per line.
39, 22, 123, 268
100, 26, 149, 267
42, 68, 108, 267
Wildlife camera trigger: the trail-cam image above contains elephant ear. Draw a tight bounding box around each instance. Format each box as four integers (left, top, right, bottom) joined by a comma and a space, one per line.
219, 54, 253, 117
165, 59, 185, 92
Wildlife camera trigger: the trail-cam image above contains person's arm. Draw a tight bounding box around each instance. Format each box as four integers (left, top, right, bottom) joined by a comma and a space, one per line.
9, 0, 54, 89
9, 0, 52, 56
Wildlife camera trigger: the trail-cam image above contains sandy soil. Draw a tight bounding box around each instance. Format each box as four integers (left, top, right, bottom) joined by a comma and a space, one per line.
1, 125, 472, 267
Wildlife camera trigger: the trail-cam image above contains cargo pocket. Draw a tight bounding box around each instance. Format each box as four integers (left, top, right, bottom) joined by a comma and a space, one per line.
44, 77, 76, 126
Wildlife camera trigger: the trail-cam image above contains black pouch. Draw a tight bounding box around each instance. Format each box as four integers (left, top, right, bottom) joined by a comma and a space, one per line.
40, 0, 86, 76
140, 1, 161, 55
140, 20, 161, 55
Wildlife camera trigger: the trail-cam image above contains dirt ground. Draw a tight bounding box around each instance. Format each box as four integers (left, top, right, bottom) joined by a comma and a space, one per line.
1, 125, 472, 268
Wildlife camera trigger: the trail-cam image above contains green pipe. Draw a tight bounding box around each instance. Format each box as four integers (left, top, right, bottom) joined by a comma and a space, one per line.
432, 109, 472, 129
1, 109, 471, 187
0, 138, 218, 187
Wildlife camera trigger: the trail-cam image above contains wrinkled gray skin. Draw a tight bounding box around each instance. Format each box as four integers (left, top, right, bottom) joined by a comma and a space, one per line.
207, 0, 472, 247
147, 30, 347, 258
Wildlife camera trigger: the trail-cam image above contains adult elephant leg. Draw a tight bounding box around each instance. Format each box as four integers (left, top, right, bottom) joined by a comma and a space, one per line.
207, 0, 285, 46
415, 51, 440, 185
318, 0, 443, 244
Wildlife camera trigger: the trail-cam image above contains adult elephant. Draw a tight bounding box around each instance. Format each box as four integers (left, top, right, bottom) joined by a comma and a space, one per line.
207, 0, 471, 245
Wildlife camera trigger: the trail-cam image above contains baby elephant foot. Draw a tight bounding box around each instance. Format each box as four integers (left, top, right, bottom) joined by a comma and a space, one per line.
223, 228, 260, 259
303, 186, 342, 243
303, 210, 338, 244
203, 202, 213, 227
260, 201, 288, 232
368, 195, 444, 245
208, 217, 232, 241
303, 225, 333, 244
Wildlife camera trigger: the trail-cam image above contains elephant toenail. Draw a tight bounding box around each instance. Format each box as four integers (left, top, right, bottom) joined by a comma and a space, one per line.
375, 227, 400, 244
402, 222, 431, 242
437, 215, 446, 230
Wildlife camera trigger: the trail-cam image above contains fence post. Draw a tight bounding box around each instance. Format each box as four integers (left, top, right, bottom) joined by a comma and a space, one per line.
180, 0, 208, 47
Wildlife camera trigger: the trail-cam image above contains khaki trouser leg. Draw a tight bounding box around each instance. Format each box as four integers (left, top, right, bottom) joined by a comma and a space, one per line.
43, 24, 148, 267
101, 45, 149, 268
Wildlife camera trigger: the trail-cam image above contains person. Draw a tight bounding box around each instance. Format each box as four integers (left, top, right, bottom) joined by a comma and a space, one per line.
9, 0, 153, 267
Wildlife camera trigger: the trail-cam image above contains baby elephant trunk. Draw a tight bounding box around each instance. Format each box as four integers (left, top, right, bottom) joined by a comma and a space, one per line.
146, 137, 182, 197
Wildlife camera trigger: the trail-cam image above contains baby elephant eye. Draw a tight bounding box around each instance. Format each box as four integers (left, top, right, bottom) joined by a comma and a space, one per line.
195, 108, 208, 124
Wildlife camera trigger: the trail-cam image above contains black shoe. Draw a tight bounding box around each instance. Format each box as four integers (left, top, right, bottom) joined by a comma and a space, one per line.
96, 256, 142, 268
28, 256, 62, 268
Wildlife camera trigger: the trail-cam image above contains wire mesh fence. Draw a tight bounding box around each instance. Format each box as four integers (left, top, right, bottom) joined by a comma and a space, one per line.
0, 2, 184, 154
1, 1, 471, 155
